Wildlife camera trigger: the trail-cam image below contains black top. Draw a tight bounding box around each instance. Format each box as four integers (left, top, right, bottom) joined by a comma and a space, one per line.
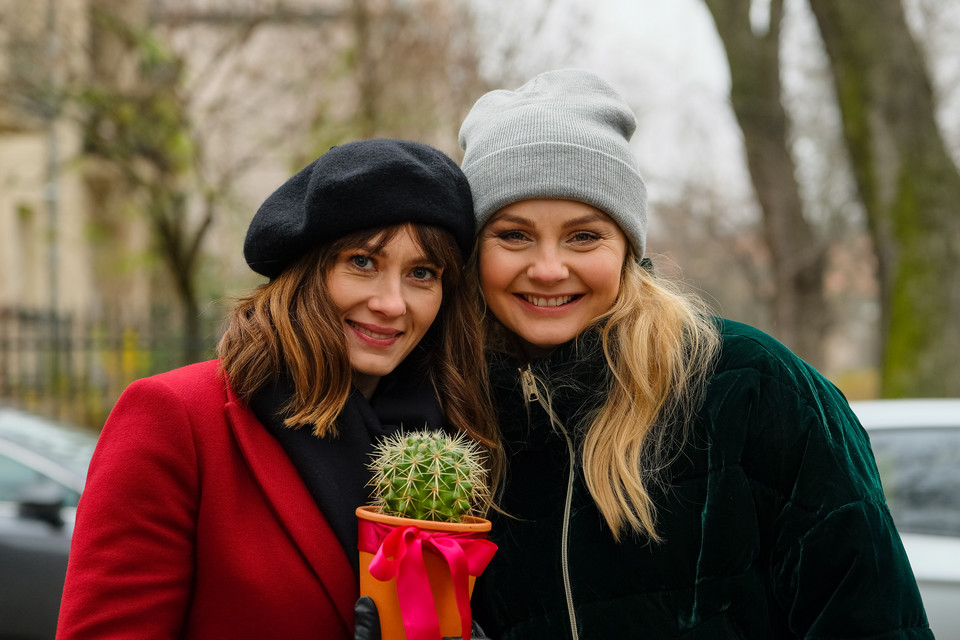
252, 361, 444, 576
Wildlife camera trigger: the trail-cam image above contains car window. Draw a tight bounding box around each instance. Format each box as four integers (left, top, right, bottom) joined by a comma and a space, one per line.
0, 452, 44, 501
0, 410, 97, 476
869, 428, 960, 537
0, 452, 82, 507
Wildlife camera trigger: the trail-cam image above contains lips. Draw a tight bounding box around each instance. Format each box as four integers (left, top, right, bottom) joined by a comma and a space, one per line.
518, 294, 580, 307
347, 320, 402, 342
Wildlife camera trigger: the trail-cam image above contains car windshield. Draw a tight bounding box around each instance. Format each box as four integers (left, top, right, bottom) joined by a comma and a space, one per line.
869, 427, 960, 537
0, 408, 98, 477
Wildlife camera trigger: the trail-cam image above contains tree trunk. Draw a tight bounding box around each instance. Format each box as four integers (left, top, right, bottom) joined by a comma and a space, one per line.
703, 0, 829, 368
151, 188, 211, 365
808, 0, 960, 397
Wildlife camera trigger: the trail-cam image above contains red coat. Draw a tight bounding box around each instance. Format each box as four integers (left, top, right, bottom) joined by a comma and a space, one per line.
57, 361, 357, 639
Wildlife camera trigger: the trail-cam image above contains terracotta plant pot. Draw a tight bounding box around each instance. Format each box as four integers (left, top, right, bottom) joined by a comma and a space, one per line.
356, 505, 495, 640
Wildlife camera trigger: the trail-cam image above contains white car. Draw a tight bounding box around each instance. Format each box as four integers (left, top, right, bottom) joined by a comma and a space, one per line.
852, 398, 960, 640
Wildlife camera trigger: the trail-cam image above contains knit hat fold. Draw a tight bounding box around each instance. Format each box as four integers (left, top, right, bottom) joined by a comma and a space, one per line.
459, 68, 647, 257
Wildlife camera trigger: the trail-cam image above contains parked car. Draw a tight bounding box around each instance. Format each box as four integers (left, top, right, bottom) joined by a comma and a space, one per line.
0, 407, 98, 640
852, 398, 960, 640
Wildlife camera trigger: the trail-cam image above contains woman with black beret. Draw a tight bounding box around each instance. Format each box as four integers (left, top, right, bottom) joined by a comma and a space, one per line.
56, 139, 496, 639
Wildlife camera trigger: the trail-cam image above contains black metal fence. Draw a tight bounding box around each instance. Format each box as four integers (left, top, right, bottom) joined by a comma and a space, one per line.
0, 306, 224, 431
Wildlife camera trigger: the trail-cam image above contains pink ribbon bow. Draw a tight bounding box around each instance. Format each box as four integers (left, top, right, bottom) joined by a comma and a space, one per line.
358, 520, 498, 640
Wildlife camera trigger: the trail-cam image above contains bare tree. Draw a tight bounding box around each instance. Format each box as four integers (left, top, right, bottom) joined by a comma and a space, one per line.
808, 0, 960, 397
703, 0, 828, 367
79, 0, 353, 362
79, 0, 215, 362
302, 0, 489, 160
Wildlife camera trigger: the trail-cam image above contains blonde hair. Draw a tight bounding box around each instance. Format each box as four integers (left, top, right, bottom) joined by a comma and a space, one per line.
584, 258, 719, 541
218, 224, 500, 478
485, 256, 719, 541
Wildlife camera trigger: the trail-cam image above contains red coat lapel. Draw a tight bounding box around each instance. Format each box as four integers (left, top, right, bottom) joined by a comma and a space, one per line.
224, 391, 357, 630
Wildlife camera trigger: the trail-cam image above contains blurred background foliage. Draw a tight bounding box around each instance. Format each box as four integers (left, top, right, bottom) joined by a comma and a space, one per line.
1, 0, 958, 429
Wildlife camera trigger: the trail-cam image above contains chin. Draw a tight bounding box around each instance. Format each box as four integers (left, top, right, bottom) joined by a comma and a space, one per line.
529, 331, 577, 347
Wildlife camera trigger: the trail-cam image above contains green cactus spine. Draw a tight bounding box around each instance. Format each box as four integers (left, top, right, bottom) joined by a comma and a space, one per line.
368, 429, 488, 523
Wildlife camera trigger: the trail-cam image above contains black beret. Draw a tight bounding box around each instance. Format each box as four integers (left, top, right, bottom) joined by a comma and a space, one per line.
244, 138, 475, 278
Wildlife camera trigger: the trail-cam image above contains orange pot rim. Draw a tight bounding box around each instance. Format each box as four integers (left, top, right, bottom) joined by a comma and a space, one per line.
356, 505, 491, 533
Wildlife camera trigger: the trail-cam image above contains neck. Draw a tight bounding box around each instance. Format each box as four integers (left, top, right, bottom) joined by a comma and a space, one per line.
353, 372, 380, 399
519, 340, 558, 361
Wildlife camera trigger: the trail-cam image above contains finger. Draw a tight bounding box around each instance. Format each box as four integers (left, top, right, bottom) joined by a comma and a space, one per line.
353, 596, 382, 640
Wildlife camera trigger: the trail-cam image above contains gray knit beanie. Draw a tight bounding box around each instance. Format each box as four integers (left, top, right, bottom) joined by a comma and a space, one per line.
458, 68, 647, 257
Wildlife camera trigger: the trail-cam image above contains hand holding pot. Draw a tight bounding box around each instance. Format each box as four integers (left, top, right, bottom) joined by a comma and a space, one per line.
354, 597, 489, 640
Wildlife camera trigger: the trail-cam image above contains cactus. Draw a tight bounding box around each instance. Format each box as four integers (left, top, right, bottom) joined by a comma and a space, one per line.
368, 429, 488, 523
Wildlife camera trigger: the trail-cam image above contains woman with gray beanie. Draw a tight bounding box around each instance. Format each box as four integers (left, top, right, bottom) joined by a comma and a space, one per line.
458, 69, 931, 639
57, 139, 497, 640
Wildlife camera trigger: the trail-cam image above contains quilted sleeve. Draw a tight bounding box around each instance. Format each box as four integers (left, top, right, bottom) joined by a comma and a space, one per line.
747, 354, 931, 637
714, 321, 933, 638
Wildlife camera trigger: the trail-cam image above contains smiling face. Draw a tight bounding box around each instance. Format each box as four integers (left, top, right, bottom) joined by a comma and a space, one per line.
479, 199, 628, 356
326, 226, 444, 398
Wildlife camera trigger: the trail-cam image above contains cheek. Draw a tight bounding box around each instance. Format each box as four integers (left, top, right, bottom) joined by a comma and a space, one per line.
479, 272, 510, 318
324, 277, 349, 315
478, 251, 510, 299
598, 264, 624, 306
429, 291, 443, 321
417, 289, 444, 326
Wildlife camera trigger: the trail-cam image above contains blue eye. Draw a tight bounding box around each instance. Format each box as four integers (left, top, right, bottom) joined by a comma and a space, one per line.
411, 266, 437, 280
571, 231, 600, 243
350, 255, 374, 270
498, 230, 528, 242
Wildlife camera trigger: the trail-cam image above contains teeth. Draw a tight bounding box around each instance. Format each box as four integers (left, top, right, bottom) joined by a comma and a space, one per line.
524, 295, 574, 307
352, 323, 397, 339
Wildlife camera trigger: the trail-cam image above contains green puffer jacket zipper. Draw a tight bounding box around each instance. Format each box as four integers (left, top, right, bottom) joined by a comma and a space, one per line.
519, 366, 580, 640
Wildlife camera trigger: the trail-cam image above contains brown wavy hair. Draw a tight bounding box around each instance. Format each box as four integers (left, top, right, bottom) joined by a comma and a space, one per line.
217, 224, 500, 486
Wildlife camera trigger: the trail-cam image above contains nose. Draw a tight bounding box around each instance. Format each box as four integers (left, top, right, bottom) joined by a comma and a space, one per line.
367, 275, 407, 317
526, 246, 569, 283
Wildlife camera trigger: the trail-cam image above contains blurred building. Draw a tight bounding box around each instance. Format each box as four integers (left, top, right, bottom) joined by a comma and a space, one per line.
1, 0, 480, 314
0, 0, 483, 424
1, 0, 97, 317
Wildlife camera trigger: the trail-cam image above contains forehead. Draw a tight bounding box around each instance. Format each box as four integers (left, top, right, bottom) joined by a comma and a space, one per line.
491, 199, 615, 226
336, 224, 423, 253
359, 227, 429, 255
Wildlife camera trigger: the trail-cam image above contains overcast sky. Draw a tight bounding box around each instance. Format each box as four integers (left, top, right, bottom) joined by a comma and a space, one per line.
472, 0, 959, 230
497, 0, 753, 214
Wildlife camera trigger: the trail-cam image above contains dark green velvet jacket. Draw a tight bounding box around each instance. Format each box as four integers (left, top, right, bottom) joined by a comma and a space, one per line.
472, 319, 932, 639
